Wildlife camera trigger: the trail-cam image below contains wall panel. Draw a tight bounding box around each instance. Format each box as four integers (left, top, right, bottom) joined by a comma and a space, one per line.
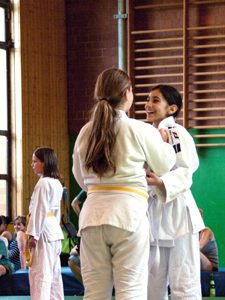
129, 0, 225, 266
129, 0, 225, 146
20, 0, 69, 214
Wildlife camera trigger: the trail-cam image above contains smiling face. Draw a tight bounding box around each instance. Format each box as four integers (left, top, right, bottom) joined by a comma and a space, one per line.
31, 154, 44, 176
145, 89, 178, 127
14, 219, 25, 233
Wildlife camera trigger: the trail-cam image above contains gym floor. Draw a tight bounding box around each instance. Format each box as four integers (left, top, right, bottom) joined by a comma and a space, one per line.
0, 297, 224, 300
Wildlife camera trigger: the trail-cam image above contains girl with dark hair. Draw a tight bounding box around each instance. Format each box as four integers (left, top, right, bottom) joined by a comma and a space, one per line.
26, 147, 64, 300
32, 147, 60, 178
0, 216, 12, 247
145, 85, 204, 300
72, 68, 176, 300
0, 238, 14, 277
0, 216, 9, 235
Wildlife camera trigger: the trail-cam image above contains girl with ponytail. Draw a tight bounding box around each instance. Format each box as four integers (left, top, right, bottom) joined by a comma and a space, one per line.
72, 68, 176, 300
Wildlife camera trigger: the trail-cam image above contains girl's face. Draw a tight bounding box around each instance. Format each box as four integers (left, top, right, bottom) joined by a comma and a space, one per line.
31, 154, 44, 176
145, 89, 173, 127
14, 220, 25, 233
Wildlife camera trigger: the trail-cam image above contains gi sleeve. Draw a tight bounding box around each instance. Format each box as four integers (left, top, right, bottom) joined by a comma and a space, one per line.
26, 179, 49, 240
72, 124, 90, 191
138, 122, 176, 176
154, 126, 199, 203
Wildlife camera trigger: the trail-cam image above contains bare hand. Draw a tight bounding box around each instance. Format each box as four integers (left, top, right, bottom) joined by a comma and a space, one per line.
159, 128, 169, 142
70, 245, 79, 256
28, 236, 37, 248
146, 171, 163, 187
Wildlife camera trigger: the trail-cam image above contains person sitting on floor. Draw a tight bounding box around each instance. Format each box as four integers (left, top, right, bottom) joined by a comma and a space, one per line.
0, 238, 14, 277
68, 189, 87, 284
199, 208, 219, 271
0, 231, 11, 248
0, 215, 11, 234
0, 216, 12, 247
3, 216, 27, 271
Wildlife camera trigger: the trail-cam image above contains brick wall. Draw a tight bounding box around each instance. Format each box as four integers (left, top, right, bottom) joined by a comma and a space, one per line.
66, 0, 118, 134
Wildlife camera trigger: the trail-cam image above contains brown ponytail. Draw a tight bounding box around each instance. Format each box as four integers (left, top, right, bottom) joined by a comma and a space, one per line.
84, 68, 131, 177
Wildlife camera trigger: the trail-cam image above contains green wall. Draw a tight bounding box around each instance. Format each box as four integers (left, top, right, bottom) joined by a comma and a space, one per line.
69, 130, 225, 267
191, 129, 225, 267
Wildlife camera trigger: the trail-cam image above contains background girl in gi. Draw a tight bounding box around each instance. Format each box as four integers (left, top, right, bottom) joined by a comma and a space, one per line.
26, 147, 64, 300
72, 67, 176, 300
145, 85, 205, 300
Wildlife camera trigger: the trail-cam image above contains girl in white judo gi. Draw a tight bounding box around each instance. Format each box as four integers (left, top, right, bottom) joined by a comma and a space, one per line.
145, 85, 205, 300
26, 147, 64, 300
72, 68, 176, 300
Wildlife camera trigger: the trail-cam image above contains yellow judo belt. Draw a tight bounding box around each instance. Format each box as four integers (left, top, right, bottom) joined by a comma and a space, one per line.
47, 211, 55, 217
26, 212, 56, 267
88, 186, 148, 200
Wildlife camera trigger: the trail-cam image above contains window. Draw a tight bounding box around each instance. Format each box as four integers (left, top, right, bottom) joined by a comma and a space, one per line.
0, 0, 12, 215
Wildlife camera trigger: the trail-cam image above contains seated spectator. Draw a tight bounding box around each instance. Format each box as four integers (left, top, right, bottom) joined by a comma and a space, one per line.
8, 216, 27, 270
0, 216, 7, 234
199, 209, 218, 271
71, 190, 86, 217
1, 231, 11, 248
68, 244, 82, 284
0, 215, 12, 248
68, 190, 87, 284
0, 238, 14, 277
0, 215, 11, 232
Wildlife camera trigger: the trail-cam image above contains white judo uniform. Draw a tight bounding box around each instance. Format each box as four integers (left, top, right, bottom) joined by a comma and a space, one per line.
148, 116, 205, 300
26, 177, 64, 300
72, 110, 176, 300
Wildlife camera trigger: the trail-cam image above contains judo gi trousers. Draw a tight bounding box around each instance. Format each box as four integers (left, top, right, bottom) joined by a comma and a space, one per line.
29, 237, 64, 300
148, 231, 201, 300
80, 217, 149, 300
